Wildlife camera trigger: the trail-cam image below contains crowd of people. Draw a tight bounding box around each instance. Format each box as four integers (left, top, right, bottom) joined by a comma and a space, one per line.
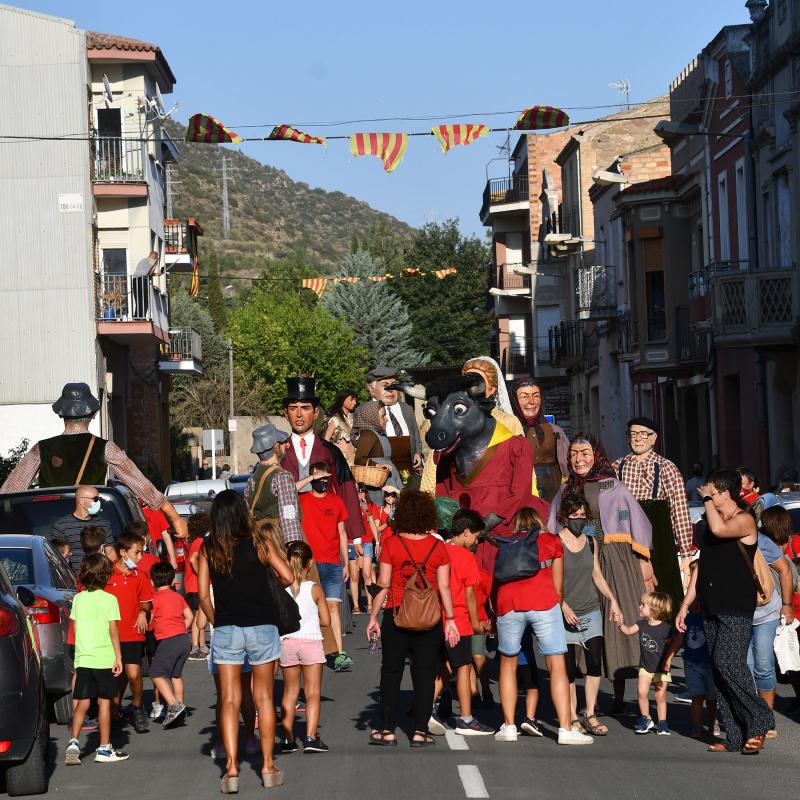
4, 371, 800, 792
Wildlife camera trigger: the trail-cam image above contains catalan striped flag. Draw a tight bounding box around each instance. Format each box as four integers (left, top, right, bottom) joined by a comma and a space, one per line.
301, 278, 328, 297
185, 113, 243, 144
349, 133, 409, 173
190, 256, 200, 297
432, 124, 488, 154
434, 267, 457, 279
368, 274, 391, 282
333, 276, 358, 283
515, 105, 570, 131
401, 268, 422, 276
268, 125, 327, 148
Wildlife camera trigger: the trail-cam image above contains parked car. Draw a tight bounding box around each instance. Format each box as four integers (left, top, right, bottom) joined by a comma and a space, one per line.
0, 535, 76, 725
228, 473, 252, 496
0, 560, 49, 796
169, 495, 214, 519
165, 478, 230, 499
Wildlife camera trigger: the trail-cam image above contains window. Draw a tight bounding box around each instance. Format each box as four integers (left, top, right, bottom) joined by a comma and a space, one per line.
0, 548, 34, 586
717, 172, 730, 263
642, 238, 665, 341
735, 160, 748, 265
762, 190, 774, 267
535, 306, 560, 362
777, 173, 792, 267
724, 59, 732, 99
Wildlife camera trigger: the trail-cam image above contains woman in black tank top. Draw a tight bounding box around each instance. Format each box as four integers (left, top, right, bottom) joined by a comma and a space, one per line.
198, 491, 293, 791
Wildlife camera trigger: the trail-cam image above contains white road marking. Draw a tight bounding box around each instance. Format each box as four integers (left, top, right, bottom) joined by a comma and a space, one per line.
445, 730, 469, 750
458, 765, 489, 798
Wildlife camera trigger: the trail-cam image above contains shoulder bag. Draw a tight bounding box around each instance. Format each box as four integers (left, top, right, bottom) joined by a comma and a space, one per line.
737, 540, 773, 607
264, 565, 301, 636
392, 536, 442, 631
491, 525, 554, 585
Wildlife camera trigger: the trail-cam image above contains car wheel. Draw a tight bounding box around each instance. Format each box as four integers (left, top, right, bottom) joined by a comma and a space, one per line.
52, 691, 72, 726
5, 707, 49, 796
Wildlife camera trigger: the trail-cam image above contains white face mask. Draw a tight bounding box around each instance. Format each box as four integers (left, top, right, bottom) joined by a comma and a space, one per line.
86, 499, 101, 516
123, 557, 137, 570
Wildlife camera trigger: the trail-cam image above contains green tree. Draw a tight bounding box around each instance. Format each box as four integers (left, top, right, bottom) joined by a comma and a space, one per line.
361, 216, 405, 275
206, 250, 227, 333
0, 438, 30, 485
350, 232, 359, 254
322, 250, 428, 369
389, 220, 491, 366
228, 287, 367, 412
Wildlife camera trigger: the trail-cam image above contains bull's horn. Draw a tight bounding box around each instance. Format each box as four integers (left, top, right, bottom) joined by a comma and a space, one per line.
385, 382, 426, 401
466, 377, 487, 399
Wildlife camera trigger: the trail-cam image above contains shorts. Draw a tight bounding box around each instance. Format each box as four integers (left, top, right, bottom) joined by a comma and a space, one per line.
73, 667, 118, 700
145, 631, 158, 661
685, 659, 716, 700
496, 603, 567, 657
563, 607, 603, 647
150, 633, 191, 680
208, 633, 251, 675
185, 592, 199, 612
280, 637, 326, 667
212, 624, 280, 666
639, 667, 672, 684
316, 561, 343, 602
67, 644, 75, 663
348, 542, 375, 561
443, 635, 473, 669
471, 633, 488, 658
119, 640, 145, 666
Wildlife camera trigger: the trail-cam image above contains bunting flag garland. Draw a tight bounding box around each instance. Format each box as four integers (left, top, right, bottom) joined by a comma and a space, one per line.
401, 268, 421, 276
349, 133, 409, 173
368, 275, 390, 282
301, 278, 328, 297
434, 267, 457, 279
515, 105, 570, 131
268, 125, 327, 147
185, 113, 243, 144
333, 276, 358, 283
190, 256, 200, 297
432, 124, 488, 154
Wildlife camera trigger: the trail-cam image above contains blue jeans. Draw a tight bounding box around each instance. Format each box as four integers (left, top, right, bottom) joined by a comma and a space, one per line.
496, 604, 567, 657
211, 624, 280, 666
316, 561, 344, 602
747, 618, 780, 692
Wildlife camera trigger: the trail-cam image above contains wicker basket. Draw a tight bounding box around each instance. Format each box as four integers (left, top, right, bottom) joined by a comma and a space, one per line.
352, 461, 392, 488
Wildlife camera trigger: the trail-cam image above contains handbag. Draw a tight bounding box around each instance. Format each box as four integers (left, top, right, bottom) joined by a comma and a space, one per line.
737, 540, 772, 607
491, 525, 554, 585
264, 566, 301, 636
392, 537, 442, 631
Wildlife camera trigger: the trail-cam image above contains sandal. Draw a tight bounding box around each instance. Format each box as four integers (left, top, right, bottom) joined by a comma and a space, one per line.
741, 735, 765, 755
570, 718, 587, 734
410, 731, 435, 748
368, 729, 397, 747
707, 742, 729, 753
581, 714, 608, 736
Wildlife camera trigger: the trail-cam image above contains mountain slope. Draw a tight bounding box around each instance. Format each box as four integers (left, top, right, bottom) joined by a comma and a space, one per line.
165, 119, 414, 274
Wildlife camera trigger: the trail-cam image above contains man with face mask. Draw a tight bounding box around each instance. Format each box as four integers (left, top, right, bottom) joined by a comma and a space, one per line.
50, 485, 113, 572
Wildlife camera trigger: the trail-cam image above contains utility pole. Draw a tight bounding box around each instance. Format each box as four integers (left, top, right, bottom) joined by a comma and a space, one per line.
227, 339, 236, 472
221, 154, 230, 239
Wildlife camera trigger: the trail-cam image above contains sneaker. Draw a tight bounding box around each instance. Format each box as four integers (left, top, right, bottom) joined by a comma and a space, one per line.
131, 705, 149, 734
162, 703, 186, 729
656, 721, 670, 736
712, 721, 722, 738
188, 647, 205, 661
279, 738, 299, 754
672, 692, 692, 705
65, 738, 81, 766
95, 745, 130, 763
454, 718, 494, 736
245, 736, 261, 755
199, 645, 210, 656
334, 652, 353, 672
427, 713, 447, 736
558, 727, 593, 745
80, 717, 98, 732
303, 735, 329, 753
634, 715, 655, 735
520, 718, 543, 737
494, 723, 518, 742
210, 742, 226, 760
295, 700, 306, 715
149, 703, 164, 720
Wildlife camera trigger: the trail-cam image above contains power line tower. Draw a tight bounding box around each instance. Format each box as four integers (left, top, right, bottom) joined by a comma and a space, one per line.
221, 154, 230, 239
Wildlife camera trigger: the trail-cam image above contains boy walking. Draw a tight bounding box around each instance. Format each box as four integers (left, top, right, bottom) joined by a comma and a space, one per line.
299, 462, 351, 671
66, 553, 128, 765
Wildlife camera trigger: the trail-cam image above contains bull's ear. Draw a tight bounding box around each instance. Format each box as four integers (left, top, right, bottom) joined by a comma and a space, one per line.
467, 378, 487, 399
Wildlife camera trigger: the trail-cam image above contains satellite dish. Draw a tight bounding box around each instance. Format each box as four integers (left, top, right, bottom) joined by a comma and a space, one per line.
102, 74, 113, 106
155, 84, 165, 114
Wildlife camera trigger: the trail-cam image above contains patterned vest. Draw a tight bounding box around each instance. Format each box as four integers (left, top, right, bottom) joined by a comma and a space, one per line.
38, 433, 108, 487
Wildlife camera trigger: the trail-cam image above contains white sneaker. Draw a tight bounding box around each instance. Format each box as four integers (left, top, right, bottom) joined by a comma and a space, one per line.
494, 723, 518, 742
95, 745, 130, 763
427, 714, 447, 736
64, 738, 81, 766
558, 727, 593, 745
149, 703, 164, 719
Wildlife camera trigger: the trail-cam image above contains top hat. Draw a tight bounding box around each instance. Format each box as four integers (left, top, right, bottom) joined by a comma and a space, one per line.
283, 376, 319, 405
52, 382, 101, 419
251, 423, 290, 455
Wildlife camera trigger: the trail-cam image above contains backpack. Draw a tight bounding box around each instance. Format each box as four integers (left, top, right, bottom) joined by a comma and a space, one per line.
491, 525, 554, 585
392, 537, 442, 631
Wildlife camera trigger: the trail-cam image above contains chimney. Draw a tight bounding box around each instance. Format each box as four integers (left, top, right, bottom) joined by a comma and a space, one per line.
745, 0, 767, 22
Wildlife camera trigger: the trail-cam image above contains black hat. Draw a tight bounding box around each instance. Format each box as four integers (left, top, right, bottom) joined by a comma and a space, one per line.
283, 376, 319, 405
627, 416, 658, 433
366, 366, 398, 382
52, 382, 101, 419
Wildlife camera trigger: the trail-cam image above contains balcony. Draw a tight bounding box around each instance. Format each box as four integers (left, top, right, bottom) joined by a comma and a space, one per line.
158, 329, 203, 375
480, 176, 530, 222
92, 136, 147, 197
490, 265, 532, 298
96, 273, 169, 343
549, 320, 584, 367
577, 265, 616, 320
164, 218, 204, 273
615, 309, 638, 359
675, 305, 708, 363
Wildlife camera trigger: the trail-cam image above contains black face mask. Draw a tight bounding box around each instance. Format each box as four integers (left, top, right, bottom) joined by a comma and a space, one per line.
566, 518, 587, 536
311, 479, 329, 493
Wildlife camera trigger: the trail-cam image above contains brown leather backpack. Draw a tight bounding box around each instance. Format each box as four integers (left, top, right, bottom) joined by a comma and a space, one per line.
392, 537, 442, 631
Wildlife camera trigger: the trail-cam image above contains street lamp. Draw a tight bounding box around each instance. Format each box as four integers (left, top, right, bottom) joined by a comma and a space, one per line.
227, 340, 236, 473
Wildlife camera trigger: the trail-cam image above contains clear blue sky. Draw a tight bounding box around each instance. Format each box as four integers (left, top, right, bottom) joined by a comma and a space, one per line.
15, 0, 751, 238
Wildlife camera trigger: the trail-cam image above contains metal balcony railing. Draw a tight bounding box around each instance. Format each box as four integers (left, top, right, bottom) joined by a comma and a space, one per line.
616, 309, 638, 355
675, 305, 708, 362
164, 219, 203, 257
577, 265, 616, 320
480, 176, 529, 217
688, 271, 708, 299
97, 273, 169, 332
92, 136, 145, 183
493, 266, 531, 291
162, 329, 203, 364
549, 321, 584, 367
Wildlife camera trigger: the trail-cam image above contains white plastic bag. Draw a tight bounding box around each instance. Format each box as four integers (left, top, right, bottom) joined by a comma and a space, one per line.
773, 617, 800, 673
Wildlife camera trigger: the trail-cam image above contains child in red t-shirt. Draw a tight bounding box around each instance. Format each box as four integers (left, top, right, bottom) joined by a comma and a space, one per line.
105, 531, 154, 733
184, 512, 210, 660
148, 562, 193, 728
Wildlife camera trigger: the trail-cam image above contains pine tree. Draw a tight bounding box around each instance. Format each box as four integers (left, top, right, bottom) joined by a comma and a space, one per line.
206, 250, 227, 333
350, 232, 359, 254
322, 250, 429, 368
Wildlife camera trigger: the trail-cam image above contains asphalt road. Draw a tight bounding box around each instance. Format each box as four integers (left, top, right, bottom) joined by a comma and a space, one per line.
3, 617, 800, 799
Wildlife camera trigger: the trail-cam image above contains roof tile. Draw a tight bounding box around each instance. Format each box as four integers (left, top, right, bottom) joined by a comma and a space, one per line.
86, 31, 159, 53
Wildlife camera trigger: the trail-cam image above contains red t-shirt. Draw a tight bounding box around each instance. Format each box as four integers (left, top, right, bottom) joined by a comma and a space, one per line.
137, 552, 159, 579
476, 567, 492, 623
142, 506, 169, 545
359, 505, 374, 544
150, 588, 189, 640
379, 534, 450, 609
104, 565, 154, 642
300, 492, 348, 564
495, 531, 563, 616
446, 544, 481, 637
183, 537, 204, 594
371, 506, 393, 539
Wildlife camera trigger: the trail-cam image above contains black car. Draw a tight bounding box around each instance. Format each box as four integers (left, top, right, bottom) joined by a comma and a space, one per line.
0, 560, 49, 796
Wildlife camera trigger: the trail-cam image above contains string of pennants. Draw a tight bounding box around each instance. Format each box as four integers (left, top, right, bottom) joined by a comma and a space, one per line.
300, 267, 457, 297
184, 105, 570, 173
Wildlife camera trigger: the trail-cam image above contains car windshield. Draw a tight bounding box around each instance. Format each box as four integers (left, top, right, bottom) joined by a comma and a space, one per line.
0, 548, 34, 586
0, 496, 124, 538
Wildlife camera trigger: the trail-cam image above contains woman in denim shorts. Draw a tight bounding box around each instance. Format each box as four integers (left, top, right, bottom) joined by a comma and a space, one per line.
198, 491, 294, 792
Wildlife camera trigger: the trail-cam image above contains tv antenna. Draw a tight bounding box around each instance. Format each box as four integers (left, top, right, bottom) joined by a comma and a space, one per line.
608, 79, 631, 110
143, 83, 179, 121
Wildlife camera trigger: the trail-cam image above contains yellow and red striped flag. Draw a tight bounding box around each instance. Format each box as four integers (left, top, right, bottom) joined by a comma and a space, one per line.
185, 113, 243, 144
432, 124, 488, 154
301, 278, 327, 297
434, 267, 457, 279
368, 274, 391, 282
333, 276, 358, 284
349, 133, 409, 173
515, 105, 570, 131
268, 125, 327, 148
401, 268, 421, 276
190, 256, 200, 297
